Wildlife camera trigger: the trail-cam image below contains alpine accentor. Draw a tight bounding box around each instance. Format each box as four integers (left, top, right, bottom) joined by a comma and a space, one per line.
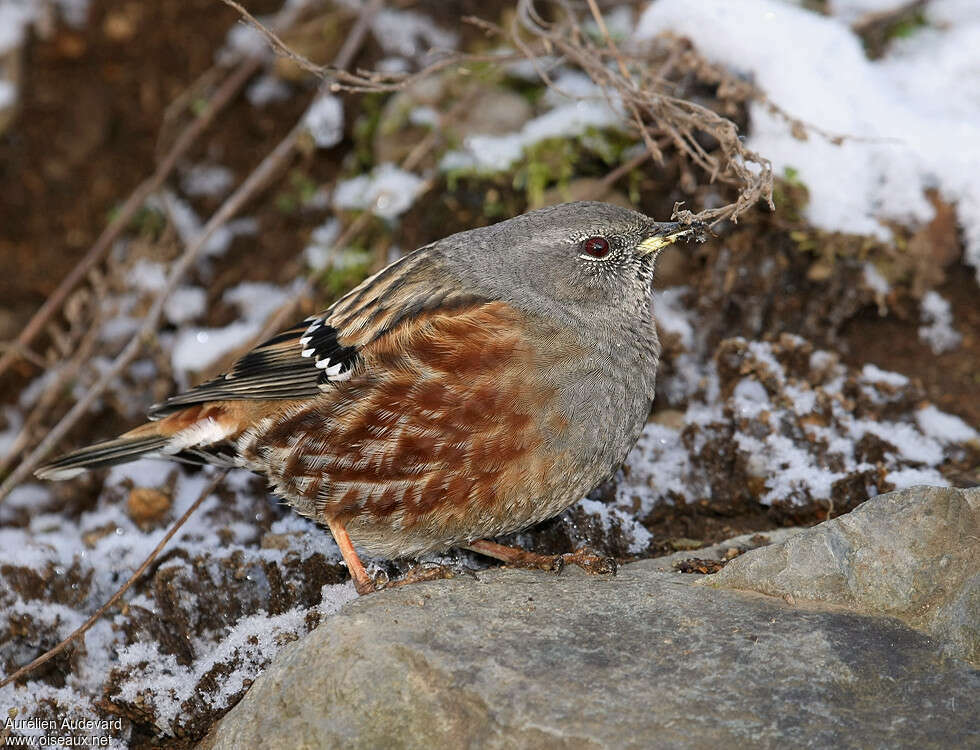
37, 201, 698, 593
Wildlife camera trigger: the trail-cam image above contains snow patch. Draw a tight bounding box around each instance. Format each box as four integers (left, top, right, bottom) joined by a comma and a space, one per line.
635, 0, 980, 280
304, 95, 345, 149
918, 290, 961, 354
333, 164, 425, 219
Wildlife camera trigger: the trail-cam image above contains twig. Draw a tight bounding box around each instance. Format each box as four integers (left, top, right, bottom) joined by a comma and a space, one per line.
0, 0, 324, 381
0, 56, 261, 382
0, 469, 227, 689
0, 0, 383, 503
515, 0, 774, 225
221, 0, 328, 78
0, 304, 104, 476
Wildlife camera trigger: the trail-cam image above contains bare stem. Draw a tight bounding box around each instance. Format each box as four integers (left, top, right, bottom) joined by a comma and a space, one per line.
0, 469, 227, 689
0, 0, 383, 504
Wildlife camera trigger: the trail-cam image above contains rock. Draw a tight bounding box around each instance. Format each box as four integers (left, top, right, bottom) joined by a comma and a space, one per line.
126, 486, 172, 529
703, 485, 980, 664
202, 556, 979, 748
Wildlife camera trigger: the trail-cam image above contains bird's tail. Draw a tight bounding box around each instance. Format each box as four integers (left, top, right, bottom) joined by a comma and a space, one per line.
34, 433, 170, 480
34, 405, 241, 481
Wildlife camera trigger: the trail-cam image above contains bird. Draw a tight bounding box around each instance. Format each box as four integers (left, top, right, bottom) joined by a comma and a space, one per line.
36, 201, 700, 594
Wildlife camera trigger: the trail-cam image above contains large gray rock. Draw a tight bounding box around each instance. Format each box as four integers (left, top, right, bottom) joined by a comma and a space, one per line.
704, 485, 980, 664
202, 563, 979, 749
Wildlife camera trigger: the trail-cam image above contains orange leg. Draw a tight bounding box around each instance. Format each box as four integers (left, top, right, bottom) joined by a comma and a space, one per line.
326, 517, 375, 595
464, 539, 617, 575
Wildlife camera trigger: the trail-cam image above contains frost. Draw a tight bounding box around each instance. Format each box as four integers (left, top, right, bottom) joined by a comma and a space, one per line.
303, 95, 345, 149
333, 164, 425, 219
636, 0, 980, 280
246, 74, 291, 107
370, 8, 457, 58
182, 164, 235, 198
918, 290, 961, 354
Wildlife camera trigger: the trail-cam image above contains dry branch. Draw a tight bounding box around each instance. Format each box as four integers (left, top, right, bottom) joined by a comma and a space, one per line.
0, 470, 228, 689
0, 0, 384, 503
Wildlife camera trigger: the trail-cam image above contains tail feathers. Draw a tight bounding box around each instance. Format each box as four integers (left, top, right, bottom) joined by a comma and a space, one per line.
35, 435, 169, 481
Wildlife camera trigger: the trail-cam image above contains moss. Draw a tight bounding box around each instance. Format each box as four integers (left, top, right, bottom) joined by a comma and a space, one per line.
274, 170, 319, 214
351, 92, 387, 172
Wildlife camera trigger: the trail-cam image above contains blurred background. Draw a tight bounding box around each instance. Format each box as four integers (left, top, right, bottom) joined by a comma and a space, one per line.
0, 0, 977, 744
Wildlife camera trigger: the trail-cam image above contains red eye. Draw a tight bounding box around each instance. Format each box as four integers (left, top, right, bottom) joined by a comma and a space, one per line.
582, 236, 610, 258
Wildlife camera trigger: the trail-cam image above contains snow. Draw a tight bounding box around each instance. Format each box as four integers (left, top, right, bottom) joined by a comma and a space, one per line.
0, 80, 14, 111
654, 287, 695, 350
862, 262, 890, 296
182, 164, 235, 198
127, 258, 167, 291
635, 0, 980, 281
860, 363, 908, 387
916, 405, 978, 444
575, 498, 652, 555
246, 74, 291, 107
733, 378, 771, 418
370, 8, 457, 59
217, 22, 269, 65
827, 0, 908, 23
158, 194, 258, 258
0, 2, 33, 55
441, 71, 622, 173
163, 286, 207, 325
111, 586, 357, 735
333, 163, 425, 219
171, 282, 291, 376
918, 290, 961, 354
303, 95, 344, 149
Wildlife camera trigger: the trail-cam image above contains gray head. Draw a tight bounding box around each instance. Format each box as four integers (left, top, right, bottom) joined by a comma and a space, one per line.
435, 201, 695, 315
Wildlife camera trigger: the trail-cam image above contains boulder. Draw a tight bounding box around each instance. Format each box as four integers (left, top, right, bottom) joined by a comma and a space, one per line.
202, 484, 980, 749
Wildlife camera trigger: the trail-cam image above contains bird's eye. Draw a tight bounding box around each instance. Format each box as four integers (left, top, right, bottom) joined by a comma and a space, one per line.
581, 236, 611, 259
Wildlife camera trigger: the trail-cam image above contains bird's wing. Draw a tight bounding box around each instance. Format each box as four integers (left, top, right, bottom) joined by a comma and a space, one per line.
149, 248, 482, 418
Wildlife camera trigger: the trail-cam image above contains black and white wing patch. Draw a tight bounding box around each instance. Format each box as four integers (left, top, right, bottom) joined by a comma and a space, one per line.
298, 316, 360, 382
148, 316, 361, 418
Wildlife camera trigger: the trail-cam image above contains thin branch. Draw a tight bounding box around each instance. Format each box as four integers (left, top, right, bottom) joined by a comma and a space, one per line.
0, 469, 227, 689
0, 56, 261, 381
0, 0, 384, 503
220, 0, 328, 78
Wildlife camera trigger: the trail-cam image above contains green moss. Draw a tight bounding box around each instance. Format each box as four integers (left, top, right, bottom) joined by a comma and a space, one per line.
107, 204, 166, 239
771, 168, 809, 224
351, 93, 387, 172
274, 170, 319, 214
886, 9, 928, 41
317, 253, 372, 299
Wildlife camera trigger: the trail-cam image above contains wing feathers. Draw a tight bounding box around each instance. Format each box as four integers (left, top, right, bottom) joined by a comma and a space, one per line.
150, 246, 475, 418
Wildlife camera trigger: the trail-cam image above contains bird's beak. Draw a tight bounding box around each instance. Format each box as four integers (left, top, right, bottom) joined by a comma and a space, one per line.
636, 222, 696, 257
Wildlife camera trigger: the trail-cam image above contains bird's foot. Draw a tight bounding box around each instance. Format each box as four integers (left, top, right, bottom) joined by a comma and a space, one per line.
377, 564, 456, 591
558, 547, 618, 576
465, 540, 617, 576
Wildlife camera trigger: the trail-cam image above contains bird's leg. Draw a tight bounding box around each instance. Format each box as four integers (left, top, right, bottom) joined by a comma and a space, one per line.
325, 517, 375, 595
464, 539, 617, 575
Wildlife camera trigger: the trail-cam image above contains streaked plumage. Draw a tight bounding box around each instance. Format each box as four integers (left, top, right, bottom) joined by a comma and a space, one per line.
36, 202, 700, 593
